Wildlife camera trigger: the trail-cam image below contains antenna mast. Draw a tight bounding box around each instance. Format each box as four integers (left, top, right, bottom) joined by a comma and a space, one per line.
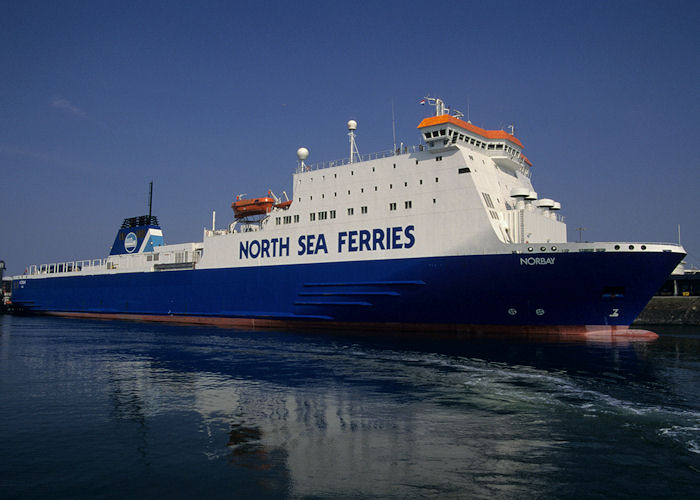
148, 181, 153, 218
422, 96, 464, 118
391, 98, 397, 155
348, 120, 360, 163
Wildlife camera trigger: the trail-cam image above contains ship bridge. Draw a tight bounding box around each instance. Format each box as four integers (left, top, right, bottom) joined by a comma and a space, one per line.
417, 114, 532, 178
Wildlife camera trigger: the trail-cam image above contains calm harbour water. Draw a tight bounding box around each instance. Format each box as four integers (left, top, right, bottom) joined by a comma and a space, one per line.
1, 315, 698, 499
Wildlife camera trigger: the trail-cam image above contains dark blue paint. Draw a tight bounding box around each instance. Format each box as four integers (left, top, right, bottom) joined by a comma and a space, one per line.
12, 251, 682, 327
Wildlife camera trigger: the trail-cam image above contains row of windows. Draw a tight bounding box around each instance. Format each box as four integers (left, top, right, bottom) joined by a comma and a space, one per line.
275, 214, 301, 225
389, 201, 412, 210
303, 156, 438, 187
279, 199, 436, 226
424, 128, 521, 157
304, 162, 398, 185
300, 178, 440, 202
309, 210, 337, 222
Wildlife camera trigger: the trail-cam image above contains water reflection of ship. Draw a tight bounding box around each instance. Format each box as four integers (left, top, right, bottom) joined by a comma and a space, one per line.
96, 327, 675, 497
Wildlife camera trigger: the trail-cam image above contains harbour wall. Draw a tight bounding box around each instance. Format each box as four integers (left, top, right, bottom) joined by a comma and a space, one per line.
633, 296, 700, 326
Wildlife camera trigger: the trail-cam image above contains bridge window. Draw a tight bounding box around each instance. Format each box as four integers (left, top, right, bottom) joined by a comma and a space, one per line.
361, 206, 368, 214
405, 201, 412, 209
389, 202, 397, 211
347, 208, 354, 216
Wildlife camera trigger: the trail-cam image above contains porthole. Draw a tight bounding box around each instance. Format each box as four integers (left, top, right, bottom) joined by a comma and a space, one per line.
551, 246, 557, 251
527, 247, 534, 252
641, 245, 647, 250
629, 245, 635, 250
614, 245, 620, 250
508, 308, 517, 316
540, 246, 546, 252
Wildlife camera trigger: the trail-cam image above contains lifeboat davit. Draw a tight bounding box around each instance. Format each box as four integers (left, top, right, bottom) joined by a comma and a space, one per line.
231, 196, 275, 219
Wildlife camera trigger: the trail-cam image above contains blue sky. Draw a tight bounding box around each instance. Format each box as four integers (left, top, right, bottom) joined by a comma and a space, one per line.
1, 0, 698, 274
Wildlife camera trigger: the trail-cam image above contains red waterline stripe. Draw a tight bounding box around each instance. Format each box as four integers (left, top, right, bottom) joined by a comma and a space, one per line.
43, 311, 659, 342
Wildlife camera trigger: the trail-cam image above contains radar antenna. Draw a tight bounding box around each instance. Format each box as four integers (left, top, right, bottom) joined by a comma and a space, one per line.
348, 120, 360, 164
296, 147, 309, 173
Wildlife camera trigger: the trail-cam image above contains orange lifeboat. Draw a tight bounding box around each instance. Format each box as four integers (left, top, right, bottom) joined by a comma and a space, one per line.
274, 200, 292, 210
231, 196, 275, 219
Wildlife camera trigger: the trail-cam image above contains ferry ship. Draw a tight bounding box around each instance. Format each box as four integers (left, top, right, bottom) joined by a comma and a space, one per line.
9, 98, 685, 335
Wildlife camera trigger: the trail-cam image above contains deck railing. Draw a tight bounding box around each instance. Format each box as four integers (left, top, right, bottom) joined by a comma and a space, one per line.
24, 248, 202, 276
27, 259, 107, 276
297, 144, 423, 173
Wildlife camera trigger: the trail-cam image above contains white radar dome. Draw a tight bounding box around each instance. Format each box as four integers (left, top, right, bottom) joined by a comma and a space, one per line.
510, 187, 530, 198
347, 120, 357, 130
536, 198, 555, 208
297, 147, 309, 161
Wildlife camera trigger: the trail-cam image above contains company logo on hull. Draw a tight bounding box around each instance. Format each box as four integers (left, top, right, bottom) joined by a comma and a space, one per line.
520, 257, 555, 266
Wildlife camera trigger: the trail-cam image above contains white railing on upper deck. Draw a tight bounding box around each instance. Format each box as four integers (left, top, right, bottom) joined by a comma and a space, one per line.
297, 144, 423, 173
26, 258, 108, 276
24, 247, 202, 276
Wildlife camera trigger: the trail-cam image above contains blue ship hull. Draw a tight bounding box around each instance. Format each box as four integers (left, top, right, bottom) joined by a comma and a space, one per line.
11, 250, 682, 331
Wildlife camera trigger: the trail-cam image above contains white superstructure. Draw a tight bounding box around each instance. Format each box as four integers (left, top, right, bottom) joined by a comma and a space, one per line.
18, 97, 673, 278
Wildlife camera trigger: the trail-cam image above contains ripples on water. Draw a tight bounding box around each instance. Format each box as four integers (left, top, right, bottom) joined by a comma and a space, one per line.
0, 316, 698, 498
